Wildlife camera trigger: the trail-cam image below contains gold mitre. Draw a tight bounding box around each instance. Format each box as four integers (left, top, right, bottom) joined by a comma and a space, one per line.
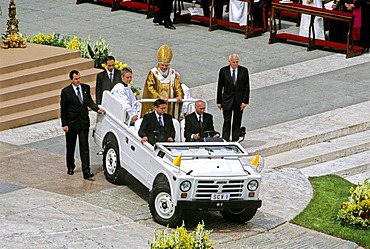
157, 44, 173, 63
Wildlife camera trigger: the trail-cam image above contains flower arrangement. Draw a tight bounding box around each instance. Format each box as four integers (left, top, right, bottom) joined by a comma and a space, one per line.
149, 221, 214, 249
65, 35, 79, 50
337, 178, 370, 229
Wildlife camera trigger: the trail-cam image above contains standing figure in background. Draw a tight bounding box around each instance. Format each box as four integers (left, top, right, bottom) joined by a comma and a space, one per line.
95, 56, 122, 105
329, 0, 350, 43
60, 70, 105, 180
142, 44, 183, 119
201, 0, 223, 18
111, 67, 139, 122
217, 54, 250, 142
346, 0, 370, 52
152, 0, 176, 29
299, 0, 325, 40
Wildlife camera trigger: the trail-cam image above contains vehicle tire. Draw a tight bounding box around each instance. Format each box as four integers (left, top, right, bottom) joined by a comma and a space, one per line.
221, 207, 258, 223
149, 182, 183, 228
103, 141, 127, 185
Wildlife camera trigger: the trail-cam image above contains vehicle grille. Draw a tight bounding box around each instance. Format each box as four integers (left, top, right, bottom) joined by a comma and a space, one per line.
194, 179, 245, 200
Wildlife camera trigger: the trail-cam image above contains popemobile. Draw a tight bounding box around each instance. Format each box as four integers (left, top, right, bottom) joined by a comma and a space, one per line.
93, 92, 264, 227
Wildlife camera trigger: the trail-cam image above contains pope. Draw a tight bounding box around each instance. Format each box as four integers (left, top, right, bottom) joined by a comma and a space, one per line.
141, 44, 184, 119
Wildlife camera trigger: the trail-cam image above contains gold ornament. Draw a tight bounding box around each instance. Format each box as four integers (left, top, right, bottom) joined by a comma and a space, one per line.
156, 44, 173, 63
1, 0, 27, 49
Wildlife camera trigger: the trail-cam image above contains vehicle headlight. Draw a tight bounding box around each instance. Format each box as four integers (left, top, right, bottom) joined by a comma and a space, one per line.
180, 181, 191, 192
247, 180, 259, 191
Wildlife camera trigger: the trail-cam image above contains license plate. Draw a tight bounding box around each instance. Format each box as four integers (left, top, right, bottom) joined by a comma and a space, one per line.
211, 193, 230, 201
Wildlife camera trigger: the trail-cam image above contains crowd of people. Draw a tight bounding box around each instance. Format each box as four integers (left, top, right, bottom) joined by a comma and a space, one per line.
60, 44, 250, 180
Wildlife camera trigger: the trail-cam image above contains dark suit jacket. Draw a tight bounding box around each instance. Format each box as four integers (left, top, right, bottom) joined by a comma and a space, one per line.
184, 112, 215, 142
60, 84, 98, 130
96, 69, 122, 105
217, 65, 250, 111
138, 112, 175, 145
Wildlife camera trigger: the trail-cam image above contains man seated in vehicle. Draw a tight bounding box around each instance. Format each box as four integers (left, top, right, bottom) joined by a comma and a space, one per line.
139, 99, 176, 145
110, 67, 139, 123
184, 100, 219, 142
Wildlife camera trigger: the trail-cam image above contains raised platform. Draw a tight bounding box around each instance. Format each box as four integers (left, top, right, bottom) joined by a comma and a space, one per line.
0, 43, 101, 131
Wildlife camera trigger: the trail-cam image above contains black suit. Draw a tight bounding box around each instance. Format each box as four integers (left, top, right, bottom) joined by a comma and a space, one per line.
153, 0, 174, 26
95, 69, 121, 105
184, 112, 216, 142
60, 84, 98, 177
138, 112, 175, 145
217, 65, 250, 141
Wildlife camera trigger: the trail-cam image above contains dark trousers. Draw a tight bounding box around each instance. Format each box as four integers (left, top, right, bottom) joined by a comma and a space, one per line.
154, 0, 173, 25
222, 103, 243, 142
65, 128, 91, 175
201, 0, 223, 19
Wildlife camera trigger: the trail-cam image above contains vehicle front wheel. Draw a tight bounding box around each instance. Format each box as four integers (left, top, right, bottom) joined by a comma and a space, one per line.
221, 207, 258, 223
103, 141, 127, 185
149, 182, 183, 228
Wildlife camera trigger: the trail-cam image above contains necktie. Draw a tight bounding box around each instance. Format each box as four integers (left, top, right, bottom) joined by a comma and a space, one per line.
109, 72, 113, 83
198, 115, 202, 129
76, 86, 83, 103
232, 69, 236, 85
158, 116, 164, 127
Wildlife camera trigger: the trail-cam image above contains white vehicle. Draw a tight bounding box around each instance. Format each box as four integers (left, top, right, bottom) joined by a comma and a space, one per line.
94, 92, 263, 227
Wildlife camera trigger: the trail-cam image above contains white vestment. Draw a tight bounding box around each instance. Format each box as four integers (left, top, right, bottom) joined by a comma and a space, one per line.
229, 0, 249, 26
299, 0, 325, 40
181, 83, 193, 114
111, 83, 138, 117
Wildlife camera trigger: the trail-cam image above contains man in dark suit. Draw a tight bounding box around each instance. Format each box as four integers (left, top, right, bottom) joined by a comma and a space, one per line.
184, 100, 219, 142
217, 54, 250, 142
139, 99, 175, 145
95, 55, 122, 105
61, 70, 105, 180
152, 0, 176, 29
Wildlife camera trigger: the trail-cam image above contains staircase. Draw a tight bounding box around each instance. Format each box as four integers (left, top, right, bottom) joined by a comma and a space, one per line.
0, 43, 101, 131
242, 101, 370, 184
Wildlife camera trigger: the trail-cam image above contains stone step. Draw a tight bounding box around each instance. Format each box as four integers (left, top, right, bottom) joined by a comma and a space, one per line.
242, 101, 370, 157
344, 170, 370, 185
0, 103, 61, 131
264, 130, 370, 169
0, 68, 100, 102
0, 57, 95, 88
0, 81, 96, 116
299, 150, 370, 185
0, 43, 81, 75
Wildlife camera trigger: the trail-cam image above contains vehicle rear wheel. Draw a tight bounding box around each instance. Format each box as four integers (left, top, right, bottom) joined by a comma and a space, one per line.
103, 141, 127, 185
149, 182, 183, 228
221, 207, 258, 223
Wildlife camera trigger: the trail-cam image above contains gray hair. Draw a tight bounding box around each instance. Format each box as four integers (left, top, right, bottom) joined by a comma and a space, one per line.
121, 67, 133, 76
228, 54, 239, 61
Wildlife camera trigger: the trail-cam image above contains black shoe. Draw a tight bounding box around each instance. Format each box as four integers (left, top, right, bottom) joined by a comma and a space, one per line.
83, 172, 94, 180
153, 19, 164, 25
67, 169, 74, 175
165, 24, 176, 30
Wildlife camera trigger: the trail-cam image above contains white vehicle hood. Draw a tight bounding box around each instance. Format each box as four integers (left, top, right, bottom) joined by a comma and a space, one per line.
178, 158, 247, 177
